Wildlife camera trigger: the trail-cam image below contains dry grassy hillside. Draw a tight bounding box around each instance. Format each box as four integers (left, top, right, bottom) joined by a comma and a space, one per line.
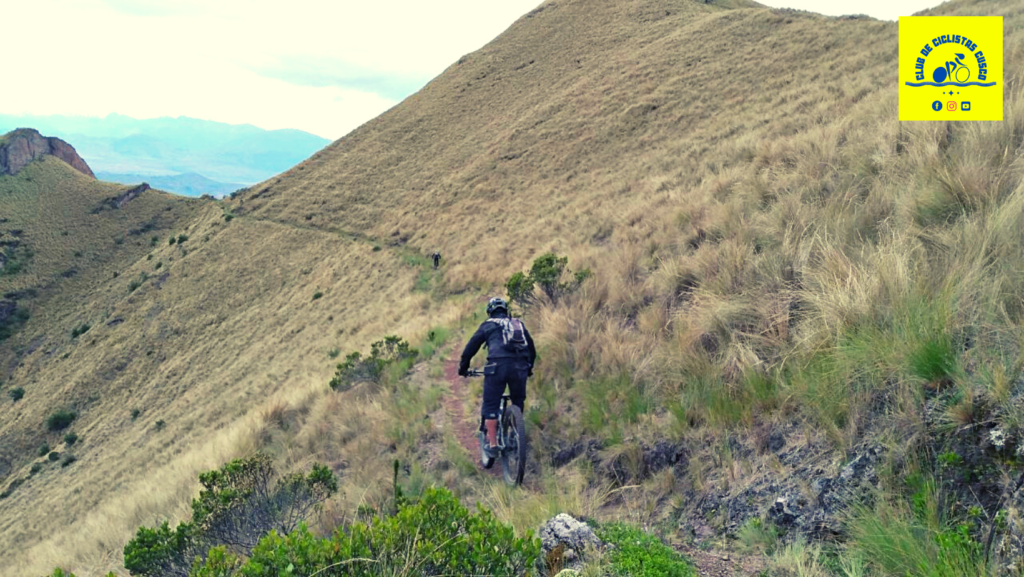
4, 0, 1024, 575
0, 193, 468, 572
238, 0, 894, 287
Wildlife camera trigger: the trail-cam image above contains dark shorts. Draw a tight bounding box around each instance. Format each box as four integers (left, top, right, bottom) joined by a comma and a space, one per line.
479, 359, 529, 430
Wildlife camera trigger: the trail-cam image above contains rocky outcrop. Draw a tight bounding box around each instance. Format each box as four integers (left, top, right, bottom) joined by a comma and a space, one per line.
0, 128, 95, 178
539, 514, 603, 572
91, 183, 150, 213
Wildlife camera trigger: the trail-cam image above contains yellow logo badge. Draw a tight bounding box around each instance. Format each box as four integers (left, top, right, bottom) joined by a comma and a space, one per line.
899, 16, 1003, 121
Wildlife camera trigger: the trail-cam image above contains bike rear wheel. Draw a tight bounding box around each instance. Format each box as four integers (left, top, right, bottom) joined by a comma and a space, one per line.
500, 404, 526, 486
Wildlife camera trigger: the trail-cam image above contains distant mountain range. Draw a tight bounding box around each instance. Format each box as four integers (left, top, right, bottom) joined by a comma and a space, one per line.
0, 113, 331, 197
95, 172, 244, 197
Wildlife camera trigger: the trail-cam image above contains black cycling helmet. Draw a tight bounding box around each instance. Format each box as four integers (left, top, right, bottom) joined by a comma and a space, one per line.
486, 297, 509, 316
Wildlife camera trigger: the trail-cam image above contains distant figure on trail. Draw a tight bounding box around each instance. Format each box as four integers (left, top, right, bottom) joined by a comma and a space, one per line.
459, 297, 536, 459
431, 251, 441, 269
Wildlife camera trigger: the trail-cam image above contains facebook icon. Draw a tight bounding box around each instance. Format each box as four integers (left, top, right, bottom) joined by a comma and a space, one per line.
932, 101, 943, 111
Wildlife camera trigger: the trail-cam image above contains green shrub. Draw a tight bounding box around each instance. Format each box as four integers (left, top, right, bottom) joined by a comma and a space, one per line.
30, 462, 42, 475
46, 409, 77, 431
191, 486, 540, 577
0, 307, 30, 342
8, 386, 24, 401
155, 419, 166, 431
38, 443, 50, 456
505, 253, 590, 306
147, 254, 154, 260
151, 236, 159, 246
64, 432, 79, 446
155, 261, 163, 270
327, 348, 340, 359
61, 454, 77, 468
598, 522, 695, 577
48, 451, 60, 462
169, 236, 176, 245
312, 291, 323, 300
131, 408, 141, 421
329, 335, 418, 392
505, 271, 534, 307
189, 546, 239, 576
124, 454, 336, 576
70, 322, 91, 338
177, 234, 189, 245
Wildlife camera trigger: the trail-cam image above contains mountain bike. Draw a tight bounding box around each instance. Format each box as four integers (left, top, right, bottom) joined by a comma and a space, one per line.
466, 368, 526, 486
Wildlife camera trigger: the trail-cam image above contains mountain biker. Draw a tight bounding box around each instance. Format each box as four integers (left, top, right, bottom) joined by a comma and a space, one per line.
431, 251, 441, 269
458, 297, 536, 459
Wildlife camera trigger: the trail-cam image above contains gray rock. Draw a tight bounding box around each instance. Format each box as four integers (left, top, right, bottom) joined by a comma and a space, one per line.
539, 514, 602, 571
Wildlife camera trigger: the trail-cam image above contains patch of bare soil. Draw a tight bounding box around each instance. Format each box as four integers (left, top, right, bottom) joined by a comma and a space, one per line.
442, 353, 502, 479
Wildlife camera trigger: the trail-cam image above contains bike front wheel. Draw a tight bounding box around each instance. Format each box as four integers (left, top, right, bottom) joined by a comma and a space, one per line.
500, 404, 526, 486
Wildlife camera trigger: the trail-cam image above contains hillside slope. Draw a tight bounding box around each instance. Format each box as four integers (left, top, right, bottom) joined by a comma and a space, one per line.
4, 0, 1024, 574
238, 0, 889, 284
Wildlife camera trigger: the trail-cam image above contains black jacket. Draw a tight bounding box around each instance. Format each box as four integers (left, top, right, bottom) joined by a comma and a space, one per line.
459, 314, 537, 372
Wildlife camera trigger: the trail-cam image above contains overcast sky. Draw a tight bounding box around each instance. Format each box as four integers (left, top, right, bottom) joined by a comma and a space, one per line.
3, 0, 944, 140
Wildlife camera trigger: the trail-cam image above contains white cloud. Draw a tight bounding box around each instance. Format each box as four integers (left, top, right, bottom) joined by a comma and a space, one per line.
2, 0, 943, 139
2, 0, 540, 139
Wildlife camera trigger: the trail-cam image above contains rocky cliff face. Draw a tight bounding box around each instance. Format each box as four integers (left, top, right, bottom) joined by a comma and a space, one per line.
0, 128, 95, 178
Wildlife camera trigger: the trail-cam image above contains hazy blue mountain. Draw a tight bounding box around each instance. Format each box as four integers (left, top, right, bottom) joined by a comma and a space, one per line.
0, 113, 331, 195
96, 172, 245, 197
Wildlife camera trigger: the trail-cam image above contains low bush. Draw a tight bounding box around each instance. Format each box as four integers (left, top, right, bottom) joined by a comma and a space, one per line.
312, 290, 323, 300
190, 486, 540, 577
38, 443, 50, 456
64, 432, 79, 446
61, 454, 77, 468
124, 454, 336, 577
0, 307, 30, 342
46, 409, 77, 431
8, 386, 24, 401
597, 522, 695, 577
329, 335, 418, 392
505, 252, 590, 307
48, 451, 60, 462
70, 323, 91, 338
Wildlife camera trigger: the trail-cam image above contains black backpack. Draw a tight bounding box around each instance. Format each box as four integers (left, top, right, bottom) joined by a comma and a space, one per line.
488, 317, 529, 356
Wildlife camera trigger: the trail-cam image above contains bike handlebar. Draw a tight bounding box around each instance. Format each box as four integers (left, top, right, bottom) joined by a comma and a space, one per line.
464, 369, 484, 377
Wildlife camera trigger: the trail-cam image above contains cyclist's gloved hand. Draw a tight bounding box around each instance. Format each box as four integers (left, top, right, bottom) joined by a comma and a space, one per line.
527, 364, 534, 377
458, 366, 469, 377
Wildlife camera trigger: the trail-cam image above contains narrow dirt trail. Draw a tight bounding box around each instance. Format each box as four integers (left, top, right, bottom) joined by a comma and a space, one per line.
442, 351, 502, 479
438, 333, 762, 574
